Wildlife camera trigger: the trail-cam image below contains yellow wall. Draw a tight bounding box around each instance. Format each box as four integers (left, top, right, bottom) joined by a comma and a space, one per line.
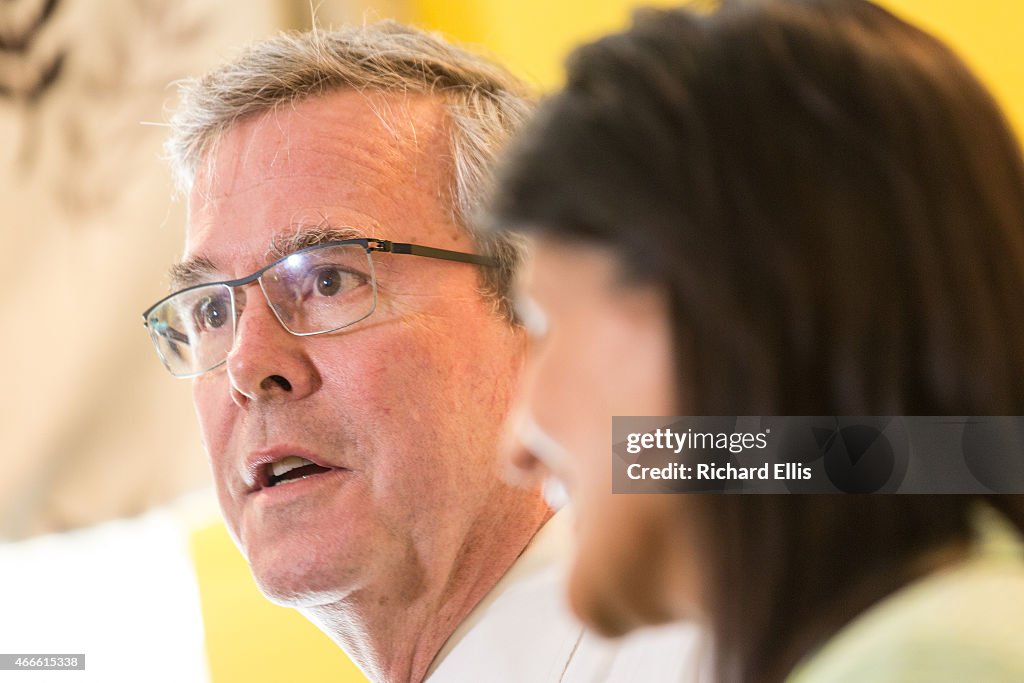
411, 0, 680, 87
409, 0, 1024, 136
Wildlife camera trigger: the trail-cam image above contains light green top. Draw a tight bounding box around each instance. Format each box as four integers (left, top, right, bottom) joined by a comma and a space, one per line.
788, 504, 1024, 682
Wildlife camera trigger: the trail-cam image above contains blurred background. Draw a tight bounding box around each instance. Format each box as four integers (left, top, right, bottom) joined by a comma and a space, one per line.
1, 0, 1021, 681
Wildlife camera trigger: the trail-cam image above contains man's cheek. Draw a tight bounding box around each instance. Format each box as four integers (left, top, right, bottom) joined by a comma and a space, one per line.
191, 378, 238, 486
327, 334, 436, 408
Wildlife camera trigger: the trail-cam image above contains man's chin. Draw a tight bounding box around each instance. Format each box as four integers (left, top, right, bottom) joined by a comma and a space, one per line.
242, 537, 362, 608
250, 561, 356, 608
256, 580, 344, 608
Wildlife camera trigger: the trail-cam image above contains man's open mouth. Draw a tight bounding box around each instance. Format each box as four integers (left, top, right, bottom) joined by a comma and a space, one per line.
266, 456, 334, 487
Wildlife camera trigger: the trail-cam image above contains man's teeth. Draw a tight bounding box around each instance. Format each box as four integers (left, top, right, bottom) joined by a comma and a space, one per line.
274, 474, 310, 487
271, 456, 315, 478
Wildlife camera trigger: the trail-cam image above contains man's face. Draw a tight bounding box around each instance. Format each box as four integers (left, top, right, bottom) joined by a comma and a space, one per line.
185, 90, 527, 605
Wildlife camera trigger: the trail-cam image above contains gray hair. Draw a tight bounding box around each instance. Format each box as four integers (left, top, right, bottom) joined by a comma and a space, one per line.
165, 20, 534, 322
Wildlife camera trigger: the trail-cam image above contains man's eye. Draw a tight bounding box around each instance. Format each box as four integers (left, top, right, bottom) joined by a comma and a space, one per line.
195, 295, 230, 330
312, 267, 363, 297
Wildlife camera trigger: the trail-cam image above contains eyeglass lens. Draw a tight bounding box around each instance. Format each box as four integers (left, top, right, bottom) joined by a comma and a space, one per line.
146, 243, 377, 377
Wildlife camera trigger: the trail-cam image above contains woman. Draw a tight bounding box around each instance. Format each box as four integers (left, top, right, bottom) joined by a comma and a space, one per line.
488, 0, 1024, 681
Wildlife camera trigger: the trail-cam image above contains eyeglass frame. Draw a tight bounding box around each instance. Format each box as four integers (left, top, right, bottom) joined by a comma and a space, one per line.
141, 237, 498, 377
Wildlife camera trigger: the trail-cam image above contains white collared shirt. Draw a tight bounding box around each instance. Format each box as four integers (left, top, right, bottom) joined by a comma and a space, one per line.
426, 509, 708, 682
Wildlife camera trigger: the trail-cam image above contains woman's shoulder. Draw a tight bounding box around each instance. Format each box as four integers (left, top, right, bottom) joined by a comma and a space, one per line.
788, 505, 1024, 682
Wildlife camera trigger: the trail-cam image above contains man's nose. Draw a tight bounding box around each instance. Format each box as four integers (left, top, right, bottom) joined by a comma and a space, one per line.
225, 286, 320, 407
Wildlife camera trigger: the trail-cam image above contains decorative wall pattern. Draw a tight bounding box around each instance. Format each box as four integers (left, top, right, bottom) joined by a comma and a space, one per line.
0, 0, 293, 540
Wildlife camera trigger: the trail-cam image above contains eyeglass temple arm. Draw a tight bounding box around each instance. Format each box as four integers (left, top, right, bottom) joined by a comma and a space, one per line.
371, 240, 497, 267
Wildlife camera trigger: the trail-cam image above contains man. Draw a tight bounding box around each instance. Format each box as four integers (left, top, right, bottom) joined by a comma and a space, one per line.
144, 21, 701, 682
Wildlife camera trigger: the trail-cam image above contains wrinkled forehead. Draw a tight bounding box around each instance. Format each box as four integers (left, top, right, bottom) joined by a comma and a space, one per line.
182, 89, 466, 272
189, 89, 451, 200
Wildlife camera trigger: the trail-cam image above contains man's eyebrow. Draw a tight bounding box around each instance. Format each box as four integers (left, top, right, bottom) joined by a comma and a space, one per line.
168, 255, 221, 292
166, 226, 370, 292
267, 225, 369, 260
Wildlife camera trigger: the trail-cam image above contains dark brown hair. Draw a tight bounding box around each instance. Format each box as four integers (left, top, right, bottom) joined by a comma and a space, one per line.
489, 0, 1024, 680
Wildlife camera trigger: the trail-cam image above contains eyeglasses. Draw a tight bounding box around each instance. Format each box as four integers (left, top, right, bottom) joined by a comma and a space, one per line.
142, 238, 496, 378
